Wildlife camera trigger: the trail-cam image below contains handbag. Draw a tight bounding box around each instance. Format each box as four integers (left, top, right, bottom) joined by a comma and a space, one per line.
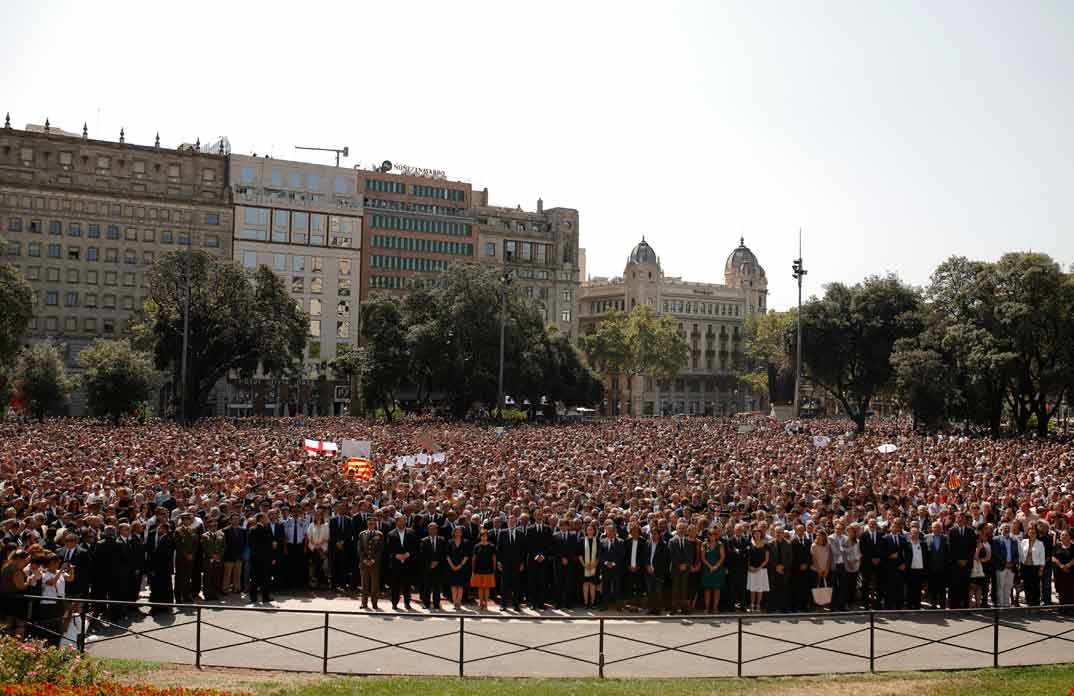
811, 577, 833, 606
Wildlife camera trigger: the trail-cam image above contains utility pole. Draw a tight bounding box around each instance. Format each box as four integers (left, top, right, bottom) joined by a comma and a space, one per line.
791, 230, 807, 419
294, 144, 349, 167
497, 268, 513, 420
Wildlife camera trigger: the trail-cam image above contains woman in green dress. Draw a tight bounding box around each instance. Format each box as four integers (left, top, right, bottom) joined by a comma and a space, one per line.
701, 525, 727, 613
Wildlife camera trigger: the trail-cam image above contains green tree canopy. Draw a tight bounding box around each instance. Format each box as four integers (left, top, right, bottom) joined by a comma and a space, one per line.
801, 274, 922, 432
137, 250, 308, 422
76, 339, 158, 425
0, 261, 34, 415
740, 309, 796, 405
13, 342, 72, 421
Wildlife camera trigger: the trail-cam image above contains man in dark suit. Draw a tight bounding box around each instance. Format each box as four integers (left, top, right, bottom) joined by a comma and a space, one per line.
598, 522, 625, 609
526, 513, 554, 609
925, 521, 950, 608
669, 522, 696, 614
247, 513, 275, 604
721, 523, 748, 612
552, 518, 578, 609
385, 514, 417, 609
947, 512, 976, 609
329, 504, 354, 591
419, 523, 446, 609
644, 525, 670, 614
496, 517, 526, 611
622, 523, 649, 609
880, 521, 908, 609
790, 525, 813, 611
859, 519, 884, 609
768, 525, 794, 612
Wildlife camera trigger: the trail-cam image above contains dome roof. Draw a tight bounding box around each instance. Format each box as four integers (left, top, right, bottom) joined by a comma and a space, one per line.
628, 237, 658, 265
725, 237, 765, 277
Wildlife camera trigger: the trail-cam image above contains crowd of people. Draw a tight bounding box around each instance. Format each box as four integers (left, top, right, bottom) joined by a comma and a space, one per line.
2, 415, 1073, 640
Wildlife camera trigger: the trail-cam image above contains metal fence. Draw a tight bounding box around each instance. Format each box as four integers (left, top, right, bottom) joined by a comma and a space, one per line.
14, 597, 1074, 678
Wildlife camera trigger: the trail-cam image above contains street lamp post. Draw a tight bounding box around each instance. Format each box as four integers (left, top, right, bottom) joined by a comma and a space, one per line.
496, 268, 513, 420
791, 232, 807, 419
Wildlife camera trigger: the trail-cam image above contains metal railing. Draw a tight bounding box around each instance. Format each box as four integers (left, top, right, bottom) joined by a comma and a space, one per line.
11, 596, 1074, 678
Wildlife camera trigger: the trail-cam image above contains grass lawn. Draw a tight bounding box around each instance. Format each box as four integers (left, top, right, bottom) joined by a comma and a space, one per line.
99, 658, 1074, 696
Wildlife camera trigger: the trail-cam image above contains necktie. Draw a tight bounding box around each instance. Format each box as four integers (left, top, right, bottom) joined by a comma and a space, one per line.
432, 537, 436, 554
293, 521, 298, 544
933, 536, 939, 551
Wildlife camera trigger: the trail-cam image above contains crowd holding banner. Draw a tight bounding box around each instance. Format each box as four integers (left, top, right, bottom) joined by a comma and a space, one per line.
1, 415, 1073, 641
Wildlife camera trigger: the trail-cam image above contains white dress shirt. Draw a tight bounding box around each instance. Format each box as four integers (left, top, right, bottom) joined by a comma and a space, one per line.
910, 541, 924, 569
1020, 538, 1045, 565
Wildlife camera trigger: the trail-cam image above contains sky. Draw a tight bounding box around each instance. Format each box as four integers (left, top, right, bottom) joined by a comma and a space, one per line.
2, 0, 1072, 310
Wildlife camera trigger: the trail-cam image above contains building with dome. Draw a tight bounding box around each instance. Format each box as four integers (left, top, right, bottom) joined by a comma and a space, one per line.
578, 237, 768, 416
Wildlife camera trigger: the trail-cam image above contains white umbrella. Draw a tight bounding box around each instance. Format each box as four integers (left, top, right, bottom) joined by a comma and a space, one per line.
877, 443, 898, 454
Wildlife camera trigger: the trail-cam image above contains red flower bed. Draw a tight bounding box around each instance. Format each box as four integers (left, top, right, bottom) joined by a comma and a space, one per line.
0, 686, 247, 696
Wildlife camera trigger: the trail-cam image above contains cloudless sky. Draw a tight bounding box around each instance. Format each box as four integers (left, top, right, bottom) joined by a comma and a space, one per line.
2, 1, 1071, 309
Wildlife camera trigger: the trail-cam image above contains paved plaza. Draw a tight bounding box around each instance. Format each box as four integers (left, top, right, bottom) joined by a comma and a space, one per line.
82, 594, 1074, 678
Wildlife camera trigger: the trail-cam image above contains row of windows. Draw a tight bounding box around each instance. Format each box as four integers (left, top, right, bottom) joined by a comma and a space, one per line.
365, 179, 406, 194
411, 184, 465, 202
6, 217, 218, 246
590, 299, 626, 314
504, 239, 552, 264
14, 147, 220, 182
6, 241, 160, 265
304, 297, 352, 318
369, 255, 450, 273
238, 208, 356, 248
39, 290, 138, 310
663, 300, 740, 317
308, 319, 351, 339
2, 194, 221, 225
240, 168, 350, 195
370, 235, 473, 256
31, 316, 120, 335
242, 252, 352, 276
23, 266, 139, 287
368, 275, 445, 290
364, 198, 465, 217
290, 276, 352, 296
370, 213, 472, 237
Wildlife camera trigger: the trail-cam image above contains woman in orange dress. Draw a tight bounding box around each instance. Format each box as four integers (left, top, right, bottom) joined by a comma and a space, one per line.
469, 529, 497, 610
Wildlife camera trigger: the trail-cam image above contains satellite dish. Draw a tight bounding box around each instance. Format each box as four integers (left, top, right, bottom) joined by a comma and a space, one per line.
380, 160, 392, 173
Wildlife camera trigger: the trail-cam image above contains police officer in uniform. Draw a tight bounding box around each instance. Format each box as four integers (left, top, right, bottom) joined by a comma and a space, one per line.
200, 516, 226, 601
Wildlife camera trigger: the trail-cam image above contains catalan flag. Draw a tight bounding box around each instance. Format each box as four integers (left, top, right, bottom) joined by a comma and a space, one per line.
343, 457, 373, 481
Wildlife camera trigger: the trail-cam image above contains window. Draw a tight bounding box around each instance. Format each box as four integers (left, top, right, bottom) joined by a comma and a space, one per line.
106, 225, 119, 240
337, 299, 350, 316
272, 210, 289, 242
334, 176, 349, 195
239, 229, 267, 242
67, 247, 80, 261
103, 294, 116, 309
202, 168, 216, 183
292, 255, 305, 272
25, 266, 40, 280
205, 213, 219, 225
46, 268, 60, 282
291, 277, 304, 293
84, 318, 97, 331
562, 289, 571, 302
244, 207, 269, 225
66, 269, 79, 282
121, 296, 134, 310
7, 217, 21, 232
291, 212, 309, 245
85, 293, 98, 308
5, 241, 19, 256
204, 235, 219, 248
68, 223, 81, 237
142, 251, 155, 264
88, 224, 100, 238
307, 173, 320, 191
30, 220, 41, 234
337, 321, 350, 338
103, 319, 115, 334
96, 156, 111, 172
338, 279, 350, 296
273, 254, 286, 271
45, 290, 59, 306
309, 319, 321, 337
485, 242, 496, 257
270, 169, 283, 187
310, 214, 326, 246
44, 317, 58, 332
338, 258, 351, 276
241, 166, 256, 184
49, 220, 62, 235
143, 229, 155, 242
125, 227, 138, 241
105, 248, 118, 262
308, 341, 321, 360
123, 272, 136, 287
310, 278, 323, 294
64, 291, 79, 307
86, 271, 98, 284
124, 250, 136, 264
47, 243, 61, 258
132, 160, 145, 175
288, 172, 303, 188
167, 163, 181, 178
242, 251, 257, 268
505, 240, 516, 260
104, 271, 117, 286
87, 247, 99, 262
310, 256, 323, 273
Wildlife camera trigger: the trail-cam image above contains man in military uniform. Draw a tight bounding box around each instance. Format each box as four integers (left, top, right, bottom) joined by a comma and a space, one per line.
173, 512, 201, 603
200, 516, 226, 601
357, 515, 385, 610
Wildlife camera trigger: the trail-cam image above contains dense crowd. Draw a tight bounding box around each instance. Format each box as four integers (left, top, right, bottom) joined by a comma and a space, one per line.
1, 415, 1073, 640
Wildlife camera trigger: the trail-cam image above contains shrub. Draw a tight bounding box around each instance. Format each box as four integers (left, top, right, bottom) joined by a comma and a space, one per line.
0, 637, 105, 686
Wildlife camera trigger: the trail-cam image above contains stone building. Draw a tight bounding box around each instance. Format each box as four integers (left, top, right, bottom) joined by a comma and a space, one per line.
227, 154, 363, 415
0, 117, 232, 414
470, 195, 581, 338
578, 237, 768, 416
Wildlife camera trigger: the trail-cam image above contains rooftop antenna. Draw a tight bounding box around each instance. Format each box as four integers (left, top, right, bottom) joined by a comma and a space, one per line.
295, 144, 350, 167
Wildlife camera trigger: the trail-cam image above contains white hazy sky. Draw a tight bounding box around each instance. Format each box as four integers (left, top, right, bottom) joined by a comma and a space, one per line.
2, 1, 1072, 309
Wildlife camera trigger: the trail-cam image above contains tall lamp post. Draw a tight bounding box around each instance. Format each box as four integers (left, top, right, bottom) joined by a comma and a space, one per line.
496, 267, 513, 420
791, 231, 807, 419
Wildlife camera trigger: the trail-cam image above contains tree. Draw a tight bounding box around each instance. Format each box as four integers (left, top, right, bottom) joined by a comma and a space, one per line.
13, 342, 72, 421
137, 251, 308, 422
740, 309, 796, 405
337, 296, 410, 421
890, 341, 950, 430
800, 274, 922, 432
581, 304, 689, 415
76, 339, 157, 425
0, 261, 34, 415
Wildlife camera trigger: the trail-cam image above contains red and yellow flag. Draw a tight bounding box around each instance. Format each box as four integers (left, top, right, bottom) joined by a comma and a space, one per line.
343, 457, 373, 481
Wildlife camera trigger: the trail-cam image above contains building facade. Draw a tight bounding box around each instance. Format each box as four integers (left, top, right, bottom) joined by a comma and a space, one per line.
578, 238, 768, 417
355, 166, 475, 299
0, 120, 232, 414
228, 154, 362, 415
471, 195, 581, 337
